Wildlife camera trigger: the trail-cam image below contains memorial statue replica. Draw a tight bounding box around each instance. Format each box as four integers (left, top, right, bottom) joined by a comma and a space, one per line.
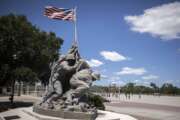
33, 44, 100, 120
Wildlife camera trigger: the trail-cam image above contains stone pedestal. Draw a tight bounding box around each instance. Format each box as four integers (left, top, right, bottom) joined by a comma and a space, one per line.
33, 105, 97, 120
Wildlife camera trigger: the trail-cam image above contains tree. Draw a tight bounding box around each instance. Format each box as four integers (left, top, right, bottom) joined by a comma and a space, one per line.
0, 14, 63, 103
126, 82, 135, 94
150, 82, 159, 93
160, 83, 177, 95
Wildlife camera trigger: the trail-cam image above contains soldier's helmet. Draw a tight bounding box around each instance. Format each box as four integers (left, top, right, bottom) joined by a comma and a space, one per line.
92, 72, 100, 80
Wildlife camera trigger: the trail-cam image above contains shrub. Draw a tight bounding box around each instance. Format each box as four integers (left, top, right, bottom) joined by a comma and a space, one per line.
87, 93, 105, 110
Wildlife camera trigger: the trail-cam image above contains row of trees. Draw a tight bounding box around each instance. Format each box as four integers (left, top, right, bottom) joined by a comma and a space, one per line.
0, 14, 63, 102
122, 82, 180, 95
91, 82, 180, 95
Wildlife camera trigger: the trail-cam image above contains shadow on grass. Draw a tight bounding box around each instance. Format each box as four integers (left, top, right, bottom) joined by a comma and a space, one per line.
0, 101, 33, 112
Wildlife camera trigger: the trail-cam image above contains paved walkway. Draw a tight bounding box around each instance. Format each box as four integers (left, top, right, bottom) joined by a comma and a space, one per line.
105, 101, 180, 120
103, 94, 180, 120
0, 107, 137, 120
1, 95, 180, 120
0, 95, 40, 103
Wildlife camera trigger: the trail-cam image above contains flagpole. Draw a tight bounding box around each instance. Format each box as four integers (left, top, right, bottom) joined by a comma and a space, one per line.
73, 6, 78, 46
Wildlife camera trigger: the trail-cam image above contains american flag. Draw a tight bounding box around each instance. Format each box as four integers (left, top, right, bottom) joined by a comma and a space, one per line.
44, 6, 75, 21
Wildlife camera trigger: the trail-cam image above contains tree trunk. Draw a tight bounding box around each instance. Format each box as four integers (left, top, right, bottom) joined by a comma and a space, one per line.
9, 79, 15, 104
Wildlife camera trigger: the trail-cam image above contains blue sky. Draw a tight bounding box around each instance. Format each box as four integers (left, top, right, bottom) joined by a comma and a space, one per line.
0, 0, 180, 87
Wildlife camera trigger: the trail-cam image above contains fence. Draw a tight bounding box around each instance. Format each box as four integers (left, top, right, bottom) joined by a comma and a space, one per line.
0, 83, 46, 97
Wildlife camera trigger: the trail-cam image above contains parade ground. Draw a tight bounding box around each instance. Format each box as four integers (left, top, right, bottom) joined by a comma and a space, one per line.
1, 94, 180, 120
105, 94, 180, 120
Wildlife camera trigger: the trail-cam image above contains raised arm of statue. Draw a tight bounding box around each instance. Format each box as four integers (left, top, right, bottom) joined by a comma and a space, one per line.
68, 44, 78, 54
61, 60, 79, 71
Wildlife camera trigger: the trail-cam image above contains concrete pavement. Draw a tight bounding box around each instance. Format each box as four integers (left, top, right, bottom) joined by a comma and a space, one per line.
1, 95, 180, 120
105, 102, 180, 120
0, 107, 137, 120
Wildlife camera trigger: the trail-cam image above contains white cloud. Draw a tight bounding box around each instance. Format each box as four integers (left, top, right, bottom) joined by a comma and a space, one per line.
109, 76, 121, 81
100, 51, 127, 62
134, 79, 140, 83
116, 67, 147, 75
124, 2, 180, 40
143, 81, 151, 86
165, 80, 174, 83
142, 75, 159, 80
101, 74, 108, 79
111, 80, 125, 86
86, 59, 103, 67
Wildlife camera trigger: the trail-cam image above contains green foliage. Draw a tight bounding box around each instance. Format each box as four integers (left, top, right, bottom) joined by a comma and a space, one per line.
150, 82, 159, 93
0, 14, 63, 86
160, 83, 179, 95
87, 92, 105, 110
13, 67, 38, 84
123, 82, 135, 94
91, 82, 180, 95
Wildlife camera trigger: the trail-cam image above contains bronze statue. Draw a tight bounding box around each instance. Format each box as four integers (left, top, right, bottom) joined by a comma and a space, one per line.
34, 44, 100, 119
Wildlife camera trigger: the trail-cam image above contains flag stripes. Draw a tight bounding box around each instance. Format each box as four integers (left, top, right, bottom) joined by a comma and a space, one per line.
44, 6, 75, 21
